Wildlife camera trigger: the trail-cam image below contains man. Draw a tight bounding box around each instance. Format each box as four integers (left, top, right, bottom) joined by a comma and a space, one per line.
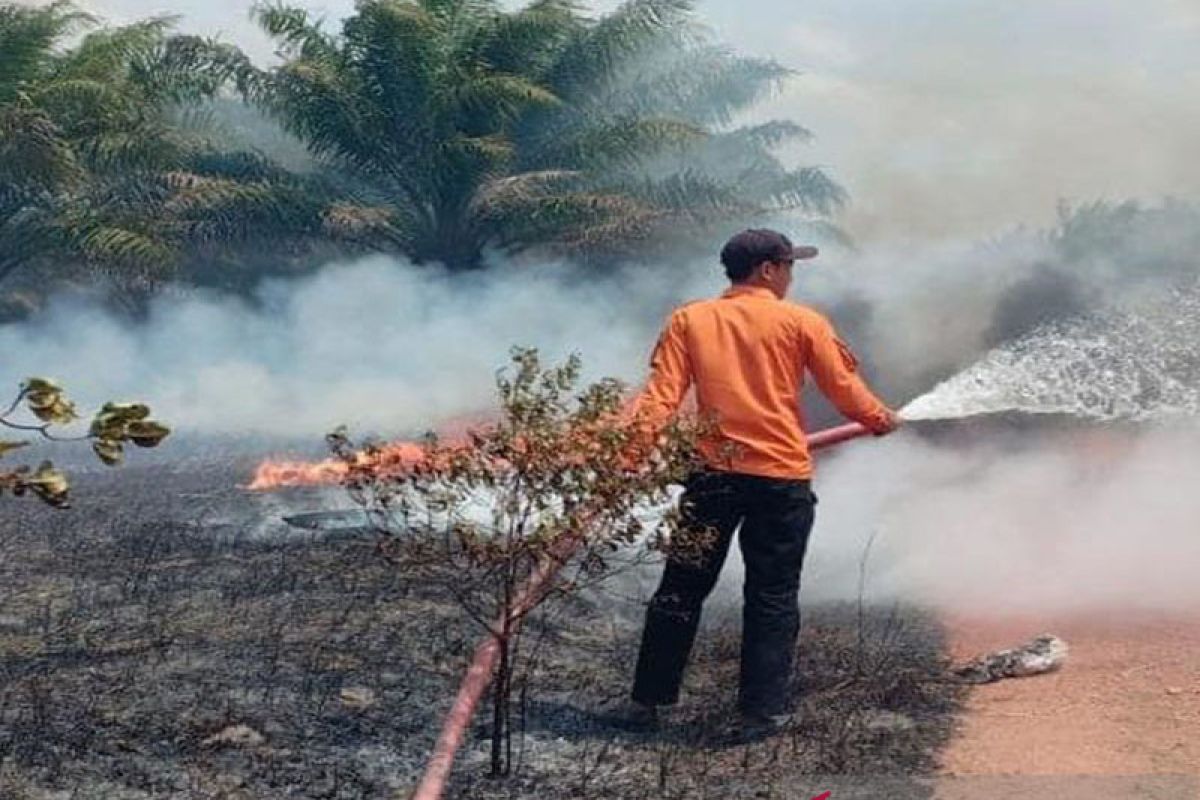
627, 228, 899, 736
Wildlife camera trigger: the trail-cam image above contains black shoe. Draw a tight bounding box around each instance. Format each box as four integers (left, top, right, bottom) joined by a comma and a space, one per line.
594, 699, 661, 732
734, 710, 792, 743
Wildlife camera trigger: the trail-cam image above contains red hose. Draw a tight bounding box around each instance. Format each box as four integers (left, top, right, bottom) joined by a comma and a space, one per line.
409, 421, 874, 800
806, 421, 871, 450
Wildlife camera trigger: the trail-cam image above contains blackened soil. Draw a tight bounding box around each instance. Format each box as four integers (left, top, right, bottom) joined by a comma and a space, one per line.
0, 457, 964, 799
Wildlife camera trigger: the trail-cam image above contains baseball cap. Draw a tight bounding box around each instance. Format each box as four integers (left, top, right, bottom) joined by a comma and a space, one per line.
720, 229, 818, 281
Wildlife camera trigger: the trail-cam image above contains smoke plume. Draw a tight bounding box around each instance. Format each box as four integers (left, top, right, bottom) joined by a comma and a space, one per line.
0, 255, 720, 438
801, 420, 1200, 615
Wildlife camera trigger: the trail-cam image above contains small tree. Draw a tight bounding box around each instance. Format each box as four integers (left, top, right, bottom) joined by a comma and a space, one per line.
330, 348, 710, 777
0, 377, 170, 507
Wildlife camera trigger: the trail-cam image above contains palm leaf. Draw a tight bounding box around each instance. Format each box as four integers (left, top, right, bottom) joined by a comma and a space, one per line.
68, 223, 175, 269
251, 2, 338, 60
0, 105, 82, 187
0, 1, 97, 101
529, 116, 705, 170
486, 189, 655, 249
468, 169, 581, 217
601, 46, 792, 125
343, 0, 439, 126
546, 0, 697, 100
755, 166, 847, 215
462, 0, 583, 79
718, 120, 812, 149
54, 17, 178, 81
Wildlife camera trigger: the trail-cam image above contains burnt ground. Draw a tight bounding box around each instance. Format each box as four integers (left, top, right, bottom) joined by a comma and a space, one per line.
0, 450, 965, 799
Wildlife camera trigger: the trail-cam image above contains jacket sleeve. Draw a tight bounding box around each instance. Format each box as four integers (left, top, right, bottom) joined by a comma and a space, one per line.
803, 312, 893, 432
631, 310, 692, 429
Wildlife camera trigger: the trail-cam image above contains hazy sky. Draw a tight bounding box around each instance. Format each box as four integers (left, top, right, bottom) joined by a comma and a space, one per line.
27, 0, 1200, 241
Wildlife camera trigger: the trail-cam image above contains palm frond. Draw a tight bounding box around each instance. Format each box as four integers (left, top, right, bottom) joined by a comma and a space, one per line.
468, 169, 581, 217
129, 35, 254, 106
0, 1, 97, 101
755, 166, 847, 215
601, 47, 792, 125
184, 149, 293, 182
0, 105, 82, 187
323, 201, 412, 247
718, 120, 812, 149
529, 116, 705, 170
29, 77, 135, 127
67, 223, 176, 269
450, 74, 560, 128
75, 123, 195, 173
251, 2, 338, 60
462, 0, 583, 78
486, 189, 655, 249
260, 60, 386, 176
54, 16, 177, 81
0, 200, 59, 280
611, 170, 746, 215
546, 0, 698, 100
342, 0, 439, 126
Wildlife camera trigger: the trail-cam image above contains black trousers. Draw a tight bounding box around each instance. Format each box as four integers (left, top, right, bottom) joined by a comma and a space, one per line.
631, 471, 816, 717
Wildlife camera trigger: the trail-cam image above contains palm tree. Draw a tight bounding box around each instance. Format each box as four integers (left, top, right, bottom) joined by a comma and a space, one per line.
0, 1, 377, 304
249, 0, 844, 270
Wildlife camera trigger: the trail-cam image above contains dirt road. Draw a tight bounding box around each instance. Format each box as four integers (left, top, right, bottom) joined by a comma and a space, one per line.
936, 610, 1200, 800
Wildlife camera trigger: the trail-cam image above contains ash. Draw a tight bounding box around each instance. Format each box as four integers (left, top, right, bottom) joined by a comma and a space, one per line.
0, 454, 963, 799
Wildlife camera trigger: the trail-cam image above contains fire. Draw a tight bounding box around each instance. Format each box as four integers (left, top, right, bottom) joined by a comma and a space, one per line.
248, 411, 496, 491
248, 441, 427, 490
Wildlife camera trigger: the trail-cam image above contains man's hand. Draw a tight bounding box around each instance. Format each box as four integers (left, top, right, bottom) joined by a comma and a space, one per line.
872, 408, 902, 436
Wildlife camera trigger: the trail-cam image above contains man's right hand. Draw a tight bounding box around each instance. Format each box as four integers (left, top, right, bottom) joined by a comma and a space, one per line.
872, 409, 902, 436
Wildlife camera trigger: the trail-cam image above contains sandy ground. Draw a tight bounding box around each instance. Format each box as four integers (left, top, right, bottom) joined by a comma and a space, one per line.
935, 610, 1200, 800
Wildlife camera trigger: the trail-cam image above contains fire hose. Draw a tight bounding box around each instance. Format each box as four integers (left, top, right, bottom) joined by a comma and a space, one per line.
409, 421, 871, 800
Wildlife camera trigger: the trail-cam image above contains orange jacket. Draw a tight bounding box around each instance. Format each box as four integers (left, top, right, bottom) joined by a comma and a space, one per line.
633, 285, 893, 479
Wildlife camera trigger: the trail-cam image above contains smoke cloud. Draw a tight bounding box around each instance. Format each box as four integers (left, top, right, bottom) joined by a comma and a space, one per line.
729, 0, 1200, 240
0, 255, 722, 438
800, 420, 1200, 615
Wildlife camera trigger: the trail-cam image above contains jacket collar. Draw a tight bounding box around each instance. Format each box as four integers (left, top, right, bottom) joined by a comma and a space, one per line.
721, 285, 777, 301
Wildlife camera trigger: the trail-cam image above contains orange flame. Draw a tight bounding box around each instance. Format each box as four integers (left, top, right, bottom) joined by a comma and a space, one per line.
245, 403, 657, 492
247, 411, 496, 491
248, 441, 427, 491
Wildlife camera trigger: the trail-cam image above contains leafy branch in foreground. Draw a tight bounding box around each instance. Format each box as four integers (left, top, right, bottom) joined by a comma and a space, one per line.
0, 377, 170, 507
330, 348, 712, 778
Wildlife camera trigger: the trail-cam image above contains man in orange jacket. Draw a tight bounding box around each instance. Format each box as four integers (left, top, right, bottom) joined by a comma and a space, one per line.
627, 228, 899, 735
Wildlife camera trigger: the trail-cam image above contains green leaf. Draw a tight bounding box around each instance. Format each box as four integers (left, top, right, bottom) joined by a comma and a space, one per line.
25, 461, 70, 508
22, 377, 78, 424
22, 377, 63, 394
89, 402, 150, 438
126, 420, 171, 448
92, 437, 124, 467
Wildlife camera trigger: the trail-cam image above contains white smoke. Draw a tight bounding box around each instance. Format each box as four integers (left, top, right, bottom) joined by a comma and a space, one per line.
0, 229, 1064, 441
0, 255, 723, 437
801, 421, 1200, 615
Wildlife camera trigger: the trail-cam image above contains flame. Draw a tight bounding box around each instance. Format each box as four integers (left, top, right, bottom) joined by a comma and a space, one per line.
245, 403, 654, 492
246, 411, 496, 491
248, 441, 427, 490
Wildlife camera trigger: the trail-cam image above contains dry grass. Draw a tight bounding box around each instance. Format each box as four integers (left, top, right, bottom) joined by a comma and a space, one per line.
0, 455, 963, 799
